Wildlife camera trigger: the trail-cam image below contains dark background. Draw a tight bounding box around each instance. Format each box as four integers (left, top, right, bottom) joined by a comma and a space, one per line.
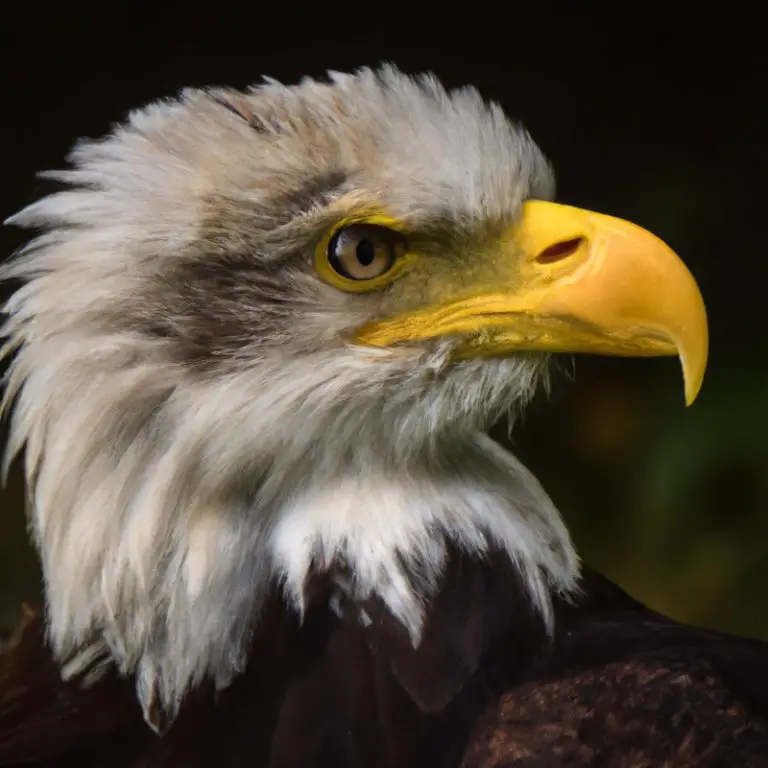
1, 9, 766, 639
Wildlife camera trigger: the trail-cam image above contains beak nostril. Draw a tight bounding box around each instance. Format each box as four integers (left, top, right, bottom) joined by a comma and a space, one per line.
535, 237, 585, 264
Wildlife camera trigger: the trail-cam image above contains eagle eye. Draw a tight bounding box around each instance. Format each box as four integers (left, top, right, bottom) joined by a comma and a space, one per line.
326, 224, 408, 282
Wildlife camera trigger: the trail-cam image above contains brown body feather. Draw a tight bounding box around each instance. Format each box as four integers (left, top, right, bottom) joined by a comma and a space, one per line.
1, 552, 767, 768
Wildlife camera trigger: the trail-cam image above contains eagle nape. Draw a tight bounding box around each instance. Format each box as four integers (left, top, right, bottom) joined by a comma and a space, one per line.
0, 66, 765, 768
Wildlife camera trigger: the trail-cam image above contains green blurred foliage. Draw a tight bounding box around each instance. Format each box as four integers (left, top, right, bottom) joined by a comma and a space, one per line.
507, 356, 768, 642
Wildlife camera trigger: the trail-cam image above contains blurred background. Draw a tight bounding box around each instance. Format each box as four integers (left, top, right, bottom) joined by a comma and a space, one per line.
0, 10, 766, 642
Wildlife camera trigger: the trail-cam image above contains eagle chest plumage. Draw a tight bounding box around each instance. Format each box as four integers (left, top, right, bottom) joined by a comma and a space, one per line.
0, 66, 766, 767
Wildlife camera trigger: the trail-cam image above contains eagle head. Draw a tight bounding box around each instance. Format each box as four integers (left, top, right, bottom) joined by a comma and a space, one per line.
0, 65, 708, 729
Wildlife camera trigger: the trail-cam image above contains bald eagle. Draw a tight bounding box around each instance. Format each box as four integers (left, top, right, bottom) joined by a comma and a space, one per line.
0, 66, 766, 767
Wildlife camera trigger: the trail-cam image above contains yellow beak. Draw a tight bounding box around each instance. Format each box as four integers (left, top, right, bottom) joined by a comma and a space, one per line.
355, 201, 708, 405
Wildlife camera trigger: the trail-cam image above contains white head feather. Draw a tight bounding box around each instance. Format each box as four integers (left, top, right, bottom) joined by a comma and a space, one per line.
1, 65, 579, 728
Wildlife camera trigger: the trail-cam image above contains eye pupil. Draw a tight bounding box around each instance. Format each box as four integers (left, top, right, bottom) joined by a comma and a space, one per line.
356, 239, 376, 266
